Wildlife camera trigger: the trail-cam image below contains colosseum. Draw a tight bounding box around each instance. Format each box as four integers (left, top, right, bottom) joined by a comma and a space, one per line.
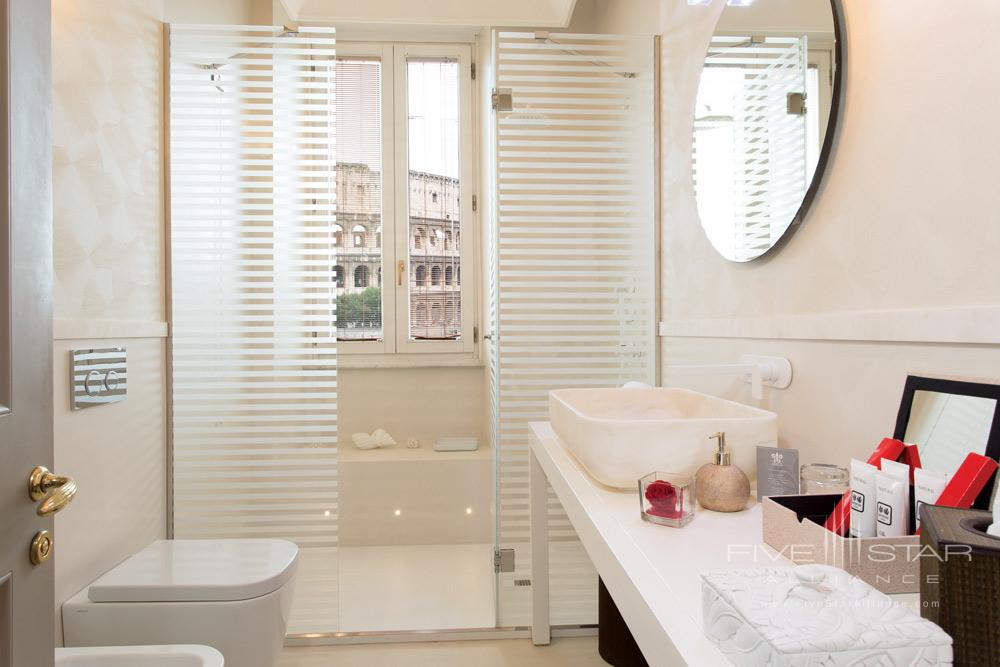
335, 162, 461, 341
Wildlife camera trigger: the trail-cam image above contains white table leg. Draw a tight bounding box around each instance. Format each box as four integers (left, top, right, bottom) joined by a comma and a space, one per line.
530, 448, 551, 646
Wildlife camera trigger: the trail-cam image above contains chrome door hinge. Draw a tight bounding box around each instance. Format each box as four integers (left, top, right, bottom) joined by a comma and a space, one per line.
491, 87, 512, 112
471, 62, 477, 80
472, 194, 477, 212
787, 92, 807, 115
494, 548, 515, 573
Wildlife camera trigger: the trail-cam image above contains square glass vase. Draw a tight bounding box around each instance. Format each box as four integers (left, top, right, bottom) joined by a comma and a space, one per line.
639, 472, 695, 527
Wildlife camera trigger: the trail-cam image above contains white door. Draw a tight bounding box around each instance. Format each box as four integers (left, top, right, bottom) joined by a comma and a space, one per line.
0, 1, 57, 665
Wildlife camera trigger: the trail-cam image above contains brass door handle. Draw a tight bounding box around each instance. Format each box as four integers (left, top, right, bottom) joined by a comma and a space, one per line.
29, 466, 77, 516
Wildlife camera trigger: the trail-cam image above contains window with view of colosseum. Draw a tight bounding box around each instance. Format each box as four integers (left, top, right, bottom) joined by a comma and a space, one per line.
333, 47, 471, 351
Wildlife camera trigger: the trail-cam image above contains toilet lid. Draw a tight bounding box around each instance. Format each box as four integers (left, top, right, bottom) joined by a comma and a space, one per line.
88, 539, 298, 603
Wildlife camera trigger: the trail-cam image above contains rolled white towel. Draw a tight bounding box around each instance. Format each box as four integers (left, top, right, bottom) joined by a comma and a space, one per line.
622, 381, 652, 390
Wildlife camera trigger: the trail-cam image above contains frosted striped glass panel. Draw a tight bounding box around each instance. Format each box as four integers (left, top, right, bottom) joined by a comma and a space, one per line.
493, 31, 656, 627
168, 24, 338, 559
693, 35, 807, 262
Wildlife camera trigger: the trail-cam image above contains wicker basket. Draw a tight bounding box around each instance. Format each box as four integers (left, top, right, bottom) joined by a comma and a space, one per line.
920, 505, 1000, 666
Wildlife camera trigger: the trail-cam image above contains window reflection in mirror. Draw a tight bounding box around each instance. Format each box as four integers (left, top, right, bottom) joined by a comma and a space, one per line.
904, 390, 997, 476
692, 0, 841, 262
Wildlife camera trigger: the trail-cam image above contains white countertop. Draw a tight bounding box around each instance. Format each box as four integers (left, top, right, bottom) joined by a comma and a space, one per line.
528, 421, 917, 666
529, 421, 782, 665
530, 422, 919, 667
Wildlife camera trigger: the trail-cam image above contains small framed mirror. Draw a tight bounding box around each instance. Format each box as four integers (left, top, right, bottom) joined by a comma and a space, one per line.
691, 0, 845, 262
893, 375, 1000, 508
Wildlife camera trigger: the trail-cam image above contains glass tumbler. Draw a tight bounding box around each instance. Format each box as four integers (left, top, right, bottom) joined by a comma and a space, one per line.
800, 463, 849, 495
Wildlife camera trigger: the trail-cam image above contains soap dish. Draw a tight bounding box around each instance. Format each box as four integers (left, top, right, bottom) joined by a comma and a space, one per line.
639, 472, 695, 527
434, 437, 478, 452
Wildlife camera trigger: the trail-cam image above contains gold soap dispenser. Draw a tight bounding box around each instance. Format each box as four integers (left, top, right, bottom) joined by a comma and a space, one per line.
696, 432, 750, 512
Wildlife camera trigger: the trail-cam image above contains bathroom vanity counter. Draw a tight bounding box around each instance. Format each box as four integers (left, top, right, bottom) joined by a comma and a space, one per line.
528, 422, 916, 666
528, 421, 769, 665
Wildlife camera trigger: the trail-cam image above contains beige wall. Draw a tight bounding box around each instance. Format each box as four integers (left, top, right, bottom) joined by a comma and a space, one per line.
665, 0, 1000, 321
338, 368, 490, 545
281, 0, 575, 27
339, 365, 488, 545
656, 0, 1000, 465
339, 367, 486, 451
571, 0, 660, 34
52, 0, 164, 323
51, 0, 168, 643
165, 0, 252, 24
51, 338, 166, 632
716, 0, 835, 32
165, 0, 291, 25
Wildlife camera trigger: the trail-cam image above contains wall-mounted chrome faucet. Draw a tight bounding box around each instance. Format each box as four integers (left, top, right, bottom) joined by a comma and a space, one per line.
664, 354, 792, 400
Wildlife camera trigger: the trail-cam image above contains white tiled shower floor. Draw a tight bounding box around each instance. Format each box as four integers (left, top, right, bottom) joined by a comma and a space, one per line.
288, 544, 496, 634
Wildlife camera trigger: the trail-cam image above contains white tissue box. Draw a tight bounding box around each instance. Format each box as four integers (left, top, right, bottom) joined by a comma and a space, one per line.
701, 565, 953, 666
433, 437, 478, 452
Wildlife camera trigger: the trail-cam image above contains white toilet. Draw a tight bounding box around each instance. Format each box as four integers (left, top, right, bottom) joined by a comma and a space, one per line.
63, 539, 298, 667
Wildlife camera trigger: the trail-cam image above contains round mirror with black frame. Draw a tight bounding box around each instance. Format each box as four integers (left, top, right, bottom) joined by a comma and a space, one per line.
691, 0, 845, 262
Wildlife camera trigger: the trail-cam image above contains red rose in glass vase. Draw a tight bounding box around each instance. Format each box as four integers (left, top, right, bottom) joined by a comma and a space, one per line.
644, 479, 683, 519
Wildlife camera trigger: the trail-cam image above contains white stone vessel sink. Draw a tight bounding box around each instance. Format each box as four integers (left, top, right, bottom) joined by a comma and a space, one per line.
549, 387, 777, 488
56, 645, 224, 666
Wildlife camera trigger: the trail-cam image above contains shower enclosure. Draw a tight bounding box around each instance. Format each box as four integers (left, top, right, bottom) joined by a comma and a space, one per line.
167, 23, 656, 639
487, 30, 658, 628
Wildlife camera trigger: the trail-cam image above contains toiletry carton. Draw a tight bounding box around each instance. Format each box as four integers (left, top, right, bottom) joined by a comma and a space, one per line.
762, 493, 921, 594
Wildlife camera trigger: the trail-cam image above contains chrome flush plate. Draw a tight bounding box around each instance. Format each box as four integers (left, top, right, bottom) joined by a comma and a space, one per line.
71, 347, 127, 410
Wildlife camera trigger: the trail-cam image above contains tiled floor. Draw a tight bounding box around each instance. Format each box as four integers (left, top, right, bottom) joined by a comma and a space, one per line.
279, 637, 608, 667
290, 544, 495, 634
338, 543, 495, 632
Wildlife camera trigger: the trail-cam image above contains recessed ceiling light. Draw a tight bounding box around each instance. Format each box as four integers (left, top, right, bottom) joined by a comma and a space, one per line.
394, 509, 402, 516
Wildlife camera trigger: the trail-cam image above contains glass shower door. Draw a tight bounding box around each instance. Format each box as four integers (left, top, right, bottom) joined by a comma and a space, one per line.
489, 30, 658, 628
